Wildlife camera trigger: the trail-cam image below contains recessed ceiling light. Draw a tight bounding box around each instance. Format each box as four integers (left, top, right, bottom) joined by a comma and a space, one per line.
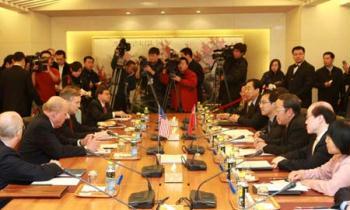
196, 10, 201, 14
161, 10, 165, 14
126, 11, 131, 15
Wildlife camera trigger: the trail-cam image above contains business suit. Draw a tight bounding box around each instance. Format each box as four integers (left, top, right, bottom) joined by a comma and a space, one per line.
262, 113, 310, 155
219, 57, 248, 105
19, 113, 86, 164
334, 187, 350, 209
52, 62, 70, 80
259, 116, 285, 144
261, 70, 285, 87
314, 66, 344, 112
236, 95, 268, 130
55, 114, 100, 143
0, 65, 42, 117
278, 132, 332, 171
284, 61, 315, 108
189, 60, 204, 102
0, 141, 62, 208
85, 99, 113, 126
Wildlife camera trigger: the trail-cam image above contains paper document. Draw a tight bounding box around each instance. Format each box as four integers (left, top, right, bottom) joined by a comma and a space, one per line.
32, 178, 80, 186
160, 154, 187, 164
80, 185, 106, 192
236, 160, 272, 170
254, 180, 309, 192
238, 149, 272, 157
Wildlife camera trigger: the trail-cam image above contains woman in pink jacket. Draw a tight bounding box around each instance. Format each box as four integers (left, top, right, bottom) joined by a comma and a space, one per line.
288, 120, 350, 196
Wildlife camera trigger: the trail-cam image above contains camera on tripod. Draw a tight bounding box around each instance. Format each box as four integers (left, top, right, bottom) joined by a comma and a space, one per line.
212, 45, 235, 61
165, 49, 180, 77
116, 38, 131, 57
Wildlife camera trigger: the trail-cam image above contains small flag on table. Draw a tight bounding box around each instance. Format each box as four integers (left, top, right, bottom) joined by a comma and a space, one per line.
158, 108, 170, 138
187, 105, 196, 135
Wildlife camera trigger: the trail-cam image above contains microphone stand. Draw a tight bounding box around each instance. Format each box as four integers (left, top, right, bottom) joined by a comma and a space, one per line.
63, 169, 135, 210
87, 150, 155, 209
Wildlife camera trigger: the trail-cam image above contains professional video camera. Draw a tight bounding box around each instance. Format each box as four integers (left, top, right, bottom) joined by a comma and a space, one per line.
115, 38, 131, 57
26, 52, 49, 72
165, 49, 180, 77
212, 45, 235, 61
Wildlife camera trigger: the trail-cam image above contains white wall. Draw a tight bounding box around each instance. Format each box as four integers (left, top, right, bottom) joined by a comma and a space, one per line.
0, 8, 51, 60
50, 13, 287, 73
300, 1, 350, 69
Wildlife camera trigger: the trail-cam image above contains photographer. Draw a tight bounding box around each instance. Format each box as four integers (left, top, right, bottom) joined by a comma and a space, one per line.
140, 47, 165, 112
160, 57, 197, 112
180, 47, 204, 102
218, 43, 248, 105
31, 50, 60, 103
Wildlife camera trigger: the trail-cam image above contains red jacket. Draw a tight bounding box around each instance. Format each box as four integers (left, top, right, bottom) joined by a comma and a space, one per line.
160, 69, 198, 112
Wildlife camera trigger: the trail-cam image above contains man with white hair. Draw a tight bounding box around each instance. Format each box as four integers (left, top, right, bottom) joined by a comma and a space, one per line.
19, 96, 98, 164
271, 101, 335, 171
0, 112, 62, 208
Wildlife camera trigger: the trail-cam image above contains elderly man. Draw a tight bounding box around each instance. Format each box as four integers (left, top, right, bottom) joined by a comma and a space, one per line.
0, 112, 62, 208
20, 96, 98, 164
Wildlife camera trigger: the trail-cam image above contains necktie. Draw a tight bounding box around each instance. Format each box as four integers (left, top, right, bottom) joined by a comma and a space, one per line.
103, 106, 107, 113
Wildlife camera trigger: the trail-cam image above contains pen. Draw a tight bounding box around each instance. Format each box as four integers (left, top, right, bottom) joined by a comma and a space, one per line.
116, 175, 123, 185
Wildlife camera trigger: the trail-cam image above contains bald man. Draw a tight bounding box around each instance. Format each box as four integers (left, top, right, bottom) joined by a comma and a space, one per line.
19, 96, 98, 164
271, 101, 335, 171
0, 112, 62, 208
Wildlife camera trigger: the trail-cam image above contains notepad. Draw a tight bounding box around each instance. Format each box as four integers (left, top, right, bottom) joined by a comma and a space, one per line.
253, 180, 309, 194
160, 154, 187, 164
59, 169, 86, 177
236, 160, 273, 170
32, 177, 80, 186
94, 131, 117, 140
222, 129, 254, 137
80, 185, 106, 192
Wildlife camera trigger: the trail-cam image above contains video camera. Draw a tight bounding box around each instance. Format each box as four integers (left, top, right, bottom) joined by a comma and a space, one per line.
26, 52, 49, 72
165, 49, 180, 77
212, 45, 235, 61
115, 38, 131, 58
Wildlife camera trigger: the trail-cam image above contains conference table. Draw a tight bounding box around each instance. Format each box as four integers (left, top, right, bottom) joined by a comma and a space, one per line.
3, 113, 334, 210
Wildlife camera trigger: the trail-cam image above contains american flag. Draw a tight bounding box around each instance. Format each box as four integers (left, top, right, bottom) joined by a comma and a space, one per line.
187, 105, 196, 135
158, 107, 170, 138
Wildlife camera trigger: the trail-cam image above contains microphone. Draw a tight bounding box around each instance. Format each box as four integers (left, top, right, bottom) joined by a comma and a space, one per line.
87, 150, 155, 209
243, 149, 263, 158
189, 159, 245, 209
107, 131, 164, 178
182, 153, 207, 171
244, 181, 296, 209
63, 169, 136, 210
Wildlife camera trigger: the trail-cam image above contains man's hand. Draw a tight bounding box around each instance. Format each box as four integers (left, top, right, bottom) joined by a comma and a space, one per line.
171, 75, 181, 82
145, 65, 155, 75
271, 156, 286, 168
49, 160, 62, 168
254, 137, 267, 151
288, 171, 303, 182
324, 80, 332, 88
254, 131, 262, 139
216, 113, 230, 120
229, 114, 240, 122
80, 134, 94, 146
86, 137, 100, 152
113, 111, 127, 117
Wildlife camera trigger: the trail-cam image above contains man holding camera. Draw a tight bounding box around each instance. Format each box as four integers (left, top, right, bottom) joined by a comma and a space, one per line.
32, 50, 60, 103
141, 47, 165, 112
218, 43, 248, 106
160, 57, 197, 112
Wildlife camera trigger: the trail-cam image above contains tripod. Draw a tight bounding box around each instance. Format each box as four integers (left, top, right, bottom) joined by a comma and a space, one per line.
110, 54, 124, 111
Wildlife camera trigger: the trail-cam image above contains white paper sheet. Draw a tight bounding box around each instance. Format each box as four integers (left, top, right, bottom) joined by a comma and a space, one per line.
32, 177, 80, 186
238, 148, 272, 157
160, 154, 187, 164
236, 160, 272, 169
253, 180, 309, 192
80, 185, 106, 192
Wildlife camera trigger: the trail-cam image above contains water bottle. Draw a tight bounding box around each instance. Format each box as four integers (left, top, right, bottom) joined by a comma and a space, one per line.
130, 140, 138, 157
105, 162, 116, 195
144, 107, 149, 122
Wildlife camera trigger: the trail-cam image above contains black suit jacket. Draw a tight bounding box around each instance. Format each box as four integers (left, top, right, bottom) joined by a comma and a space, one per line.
315, 66, 344, 111
19, 113, 86, 164
55, 114, 100, 142
334, 187, 350, 209
262, 113, 310, 155
189, 60, 204, 102
85, 99, 113, 126
284, 61, 315, 108
0, 141, 62, 208
52, 62, 70, 79
260, 116, 285, 144
0, 65, 42, 117
278, 132, 332, 171
236, 95, 268, 130
261, 70, 285, 87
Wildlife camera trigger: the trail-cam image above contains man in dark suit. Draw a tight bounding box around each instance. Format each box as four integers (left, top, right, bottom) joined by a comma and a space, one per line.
0, 111, 62, 208
284, 46, 315, 108
272, 101, 335, 171
334, 187, 350, 210
85, 85, 126, 126
219, 43, 248, 105
56, 86, 100, 146
228, 79, 268, 130
181, 47, 204, 102
255, 88, 288, 143
52, 50, 70, 91
0, 52, 42, 117
255, 93, 310, 155
315, 51, 344, 113
20, 96, 99, 164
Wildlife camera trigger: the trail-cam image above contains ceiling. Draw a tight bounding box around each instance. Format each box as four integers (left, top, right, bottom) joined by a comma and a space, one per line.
0, 0, 333, 15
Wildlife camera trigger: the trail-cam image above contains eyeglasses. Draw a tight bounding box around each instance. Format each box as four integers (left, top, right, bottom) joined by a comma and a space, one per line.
276, 108, 286, 113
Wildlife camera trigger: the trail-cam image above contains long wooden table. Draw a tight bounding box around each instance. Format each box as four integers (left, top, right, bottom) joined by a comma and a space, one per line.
3, 113, 334, 210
